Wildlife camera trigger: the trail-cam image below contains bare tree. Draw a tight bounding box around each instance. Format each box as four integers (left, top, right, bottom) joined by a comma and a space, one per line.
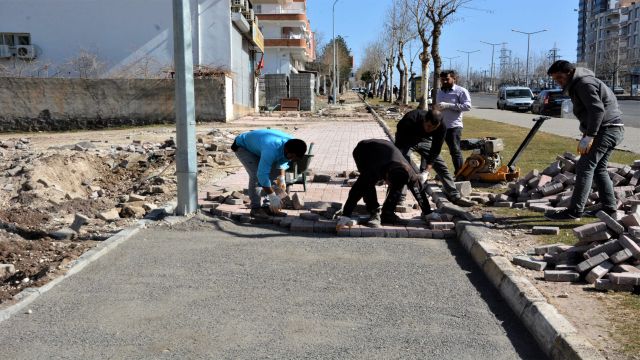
387, 2, 416, 104
405, 0, 433, 109
426, 0, 472, 103
358, 39, 386, 94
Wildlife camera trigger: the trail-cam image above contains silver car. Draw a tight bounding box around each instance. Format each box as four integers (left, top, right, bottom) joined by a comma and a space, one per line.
497, 86, 534, 112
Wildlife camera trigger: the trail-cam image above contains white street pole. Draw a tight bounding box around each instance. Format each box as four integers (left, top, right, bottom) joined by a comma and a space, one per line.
480, 41, 505, 92
512, 29, 546, 88
457, 49, 479, 89
332, 0, 339, 104
172, 0, 198, 215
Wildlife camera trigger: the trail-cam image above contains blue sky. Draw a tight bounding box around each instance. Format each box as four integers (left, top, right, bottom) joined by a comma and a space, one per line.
306, 0, 579, 74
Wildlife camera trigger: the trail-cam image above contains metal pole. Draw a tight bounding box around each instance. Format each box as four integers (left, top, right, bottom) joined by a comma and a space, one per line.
512, 29, 546, 88
172, 0, 198, 215
332, 0, 339, 104
443, 56, 459, 70
480, 41, 505, 92
457, 50, 479, 89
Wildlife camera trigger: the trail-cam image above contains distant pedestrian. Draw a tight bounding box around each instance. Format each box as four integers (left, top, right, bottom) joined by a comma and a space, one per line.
393, 85, 399, 101
435, 70, 472, 176
544, 60, 624, 221
232, 129, 307, 219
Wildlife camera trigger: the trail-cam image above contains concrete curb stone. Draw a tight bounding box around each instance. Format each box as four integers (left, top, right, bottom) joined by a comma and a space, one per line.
457, 222, 604, 360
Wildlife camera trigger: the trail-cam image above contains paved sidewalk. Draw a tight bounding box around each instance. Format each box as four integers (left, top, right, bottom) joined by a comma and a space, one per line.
469, 108, 640, 154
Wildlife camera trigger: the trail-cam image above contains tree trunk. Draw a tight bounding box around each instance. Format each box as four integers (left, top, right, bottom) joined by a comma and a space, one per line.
430, 23, 443, 104
401, 53, 409, 105
418, 51, 431, 110
396, 43, 404, 105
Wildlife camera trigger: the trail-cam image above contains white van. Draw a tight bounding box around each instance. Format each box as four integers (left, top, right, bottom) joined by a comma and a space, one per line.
497, 86, 534, 112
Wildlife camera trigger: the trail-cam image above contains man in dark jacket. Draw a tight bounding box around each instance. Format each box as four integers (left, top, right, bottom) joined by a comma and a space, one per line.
545, 60, 624, 221
394, 109, 474, 207
337, 139, 432, 227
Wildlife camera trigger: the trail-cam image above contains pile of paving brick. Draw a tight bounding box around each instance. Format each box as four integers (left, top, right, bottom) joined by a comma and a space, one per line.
491, 153, 640, 213
514, 212, 640, 292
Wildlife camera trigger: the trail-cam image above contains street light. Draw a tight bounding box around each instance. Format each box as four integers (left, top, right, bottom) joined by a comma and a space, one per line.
457, 49, 479, 88
480, 41, 506, 92
442, 56, 459, 69
332, 0, 339, 104
511, 28, 547, 88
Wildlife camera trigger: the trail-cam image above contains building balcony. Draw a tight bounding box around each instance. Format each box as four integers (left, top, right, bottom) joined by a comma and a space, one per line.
256, 13, 307, 21
264, 38, 307, 48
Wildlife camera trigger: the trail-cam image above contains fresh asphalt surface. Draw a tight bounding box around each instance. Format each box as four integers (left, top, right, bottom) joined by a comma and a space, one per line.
0, 216, 544, 359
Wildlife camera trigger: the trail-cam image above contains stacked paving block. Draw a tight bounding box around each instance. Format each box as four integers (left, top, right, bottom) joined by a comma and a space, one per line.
264, 74, 288, 109
289, 73, 315, 111
491, 153, 640, 214
511, 210, 640, 293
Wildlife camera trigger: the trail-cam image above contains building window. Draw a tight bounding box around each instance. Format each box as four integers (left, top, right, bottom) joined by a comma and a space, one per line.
0, 33, 31, 47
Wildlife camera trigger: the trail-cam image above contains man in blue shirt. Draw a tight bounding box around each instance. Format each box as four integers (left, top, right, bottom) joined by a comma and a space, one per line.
436, 70, 472, 176
232, 129, 307, 219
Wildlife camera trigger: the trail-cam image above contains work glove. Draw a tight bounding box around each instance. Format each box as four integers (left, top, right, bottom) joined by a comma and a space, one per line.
577, 135, 594, 156
436, 102, 456, 110
419, 171, 430, 184
275, 175, 287, 191
268, 193, 282, 213
336, 216, 358, 230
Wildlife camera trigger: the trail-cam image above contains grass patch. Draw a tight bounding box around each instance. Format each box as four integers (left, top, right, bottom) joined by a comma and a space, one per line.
608, 292, 640, 356
489, 207, 591, 245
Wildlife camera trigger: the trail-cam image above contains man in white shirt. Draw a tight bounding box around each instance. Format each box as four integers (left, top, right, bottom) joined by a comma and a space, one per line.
435, 70, 472, 176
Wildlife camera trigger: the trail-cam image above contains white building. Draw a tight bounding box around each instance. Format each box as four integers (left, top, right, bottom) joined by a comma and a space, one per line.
0, 0, 265, 116
253, 0, 315, 75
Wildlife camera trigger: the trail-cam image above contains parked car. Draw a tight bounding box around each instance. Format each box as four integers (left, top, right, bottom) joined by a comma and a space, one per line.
496, 86, 534, 112
531, 89, 570, 116
612, 86, 624, 95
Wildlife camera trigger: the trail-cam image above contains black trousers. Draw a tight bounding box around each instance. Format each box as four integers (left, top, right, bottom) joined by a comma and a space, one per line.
445, 127, 463, 175
398, 141, 461, 200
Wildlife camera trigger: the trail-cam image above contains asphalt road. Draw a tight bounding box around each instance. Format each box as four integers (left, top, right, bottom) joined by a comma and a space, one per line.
0, 217, 544, 359
471, 93, 640, 128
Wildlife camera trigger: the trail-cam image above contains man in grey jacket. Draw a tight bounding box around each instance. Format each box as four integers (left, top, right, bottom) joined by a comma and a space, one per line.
545, 60, 624, 221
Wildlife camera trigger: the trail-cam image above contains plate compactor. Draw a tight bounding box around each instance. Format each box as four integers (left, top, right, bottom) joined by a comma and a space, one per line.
455, 116, 551, 182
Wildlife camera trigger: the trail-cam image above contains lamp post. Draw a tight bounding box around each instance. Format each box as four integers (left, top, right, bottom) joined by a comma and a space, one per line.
332, 0, 339, 104
442, 56, 459, 69
457, 49, 479, 89
511, 28, 547, 88
480, 41, 505, 92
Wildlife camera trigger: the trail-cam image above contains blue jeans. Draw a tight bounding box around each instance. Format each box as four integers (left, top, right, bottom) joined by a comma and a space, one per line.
234, 147, 281, 209
570, 126, 624, 214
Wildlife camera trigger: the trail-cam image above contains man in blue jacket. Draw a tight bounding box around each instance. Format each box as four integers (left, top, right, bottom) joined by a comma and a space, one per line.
545, 60, 624, 221
232, 129, 307, 219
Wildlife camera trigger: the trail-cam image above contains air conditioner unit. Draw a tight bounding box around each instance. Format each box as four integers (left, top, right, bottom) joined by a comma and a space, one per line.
16, 45, 36, 60
0, 45, 11, 58
231, 0, 245, 10
243, 9, 254, 23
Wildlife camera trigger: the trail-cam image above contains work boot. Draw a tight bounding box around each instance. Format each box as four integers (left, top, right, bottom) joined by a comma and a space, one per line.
249, 207, 271, 220
381, 212, 409, 226
365, 209, 382, 228
452, 197, 476, 207
544, 209, 582, 221
265, 207, 287, 217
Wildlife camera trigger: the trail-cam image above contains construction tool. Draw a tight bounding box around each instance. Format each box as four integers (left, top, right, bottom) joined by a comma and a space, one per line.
456, 116, 551, 182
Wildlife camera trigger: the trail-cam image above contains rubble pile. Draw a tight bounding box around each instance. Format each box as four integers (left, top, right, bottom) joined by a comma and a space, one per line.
492, 153, 640, 213
0, 128, 239, 239
513, 212, 640, 293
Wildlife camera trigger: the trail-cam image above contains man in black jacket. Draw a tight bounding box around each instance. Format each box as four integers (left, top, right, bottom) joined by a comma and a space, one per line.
545, 60, 624, 221
337, 139, 432, 227
394, 109, 474, 207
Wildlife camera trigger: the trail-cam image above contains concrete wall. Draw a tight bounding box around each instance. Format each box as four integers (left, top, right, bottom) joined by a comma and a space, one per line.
0, 77, 232, 132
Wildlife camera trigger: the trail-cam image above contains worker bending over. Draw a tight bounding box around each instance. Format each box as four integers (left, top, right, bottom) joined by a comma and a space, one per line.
232, 129, 307, 219
337, 139, 432, 228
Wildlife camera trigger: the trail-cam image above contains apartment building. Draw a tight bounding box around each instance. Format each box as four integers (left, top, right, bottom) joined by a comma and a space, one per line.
0, 0, 265, 115
252, 0, 315, 75
577, 0, 640, 91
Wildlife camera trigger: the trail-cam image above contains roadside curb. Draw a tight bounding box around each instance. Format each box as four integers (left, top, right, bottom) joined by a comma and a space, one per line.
0, 203, 184, 323
456, 221, 605, 360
